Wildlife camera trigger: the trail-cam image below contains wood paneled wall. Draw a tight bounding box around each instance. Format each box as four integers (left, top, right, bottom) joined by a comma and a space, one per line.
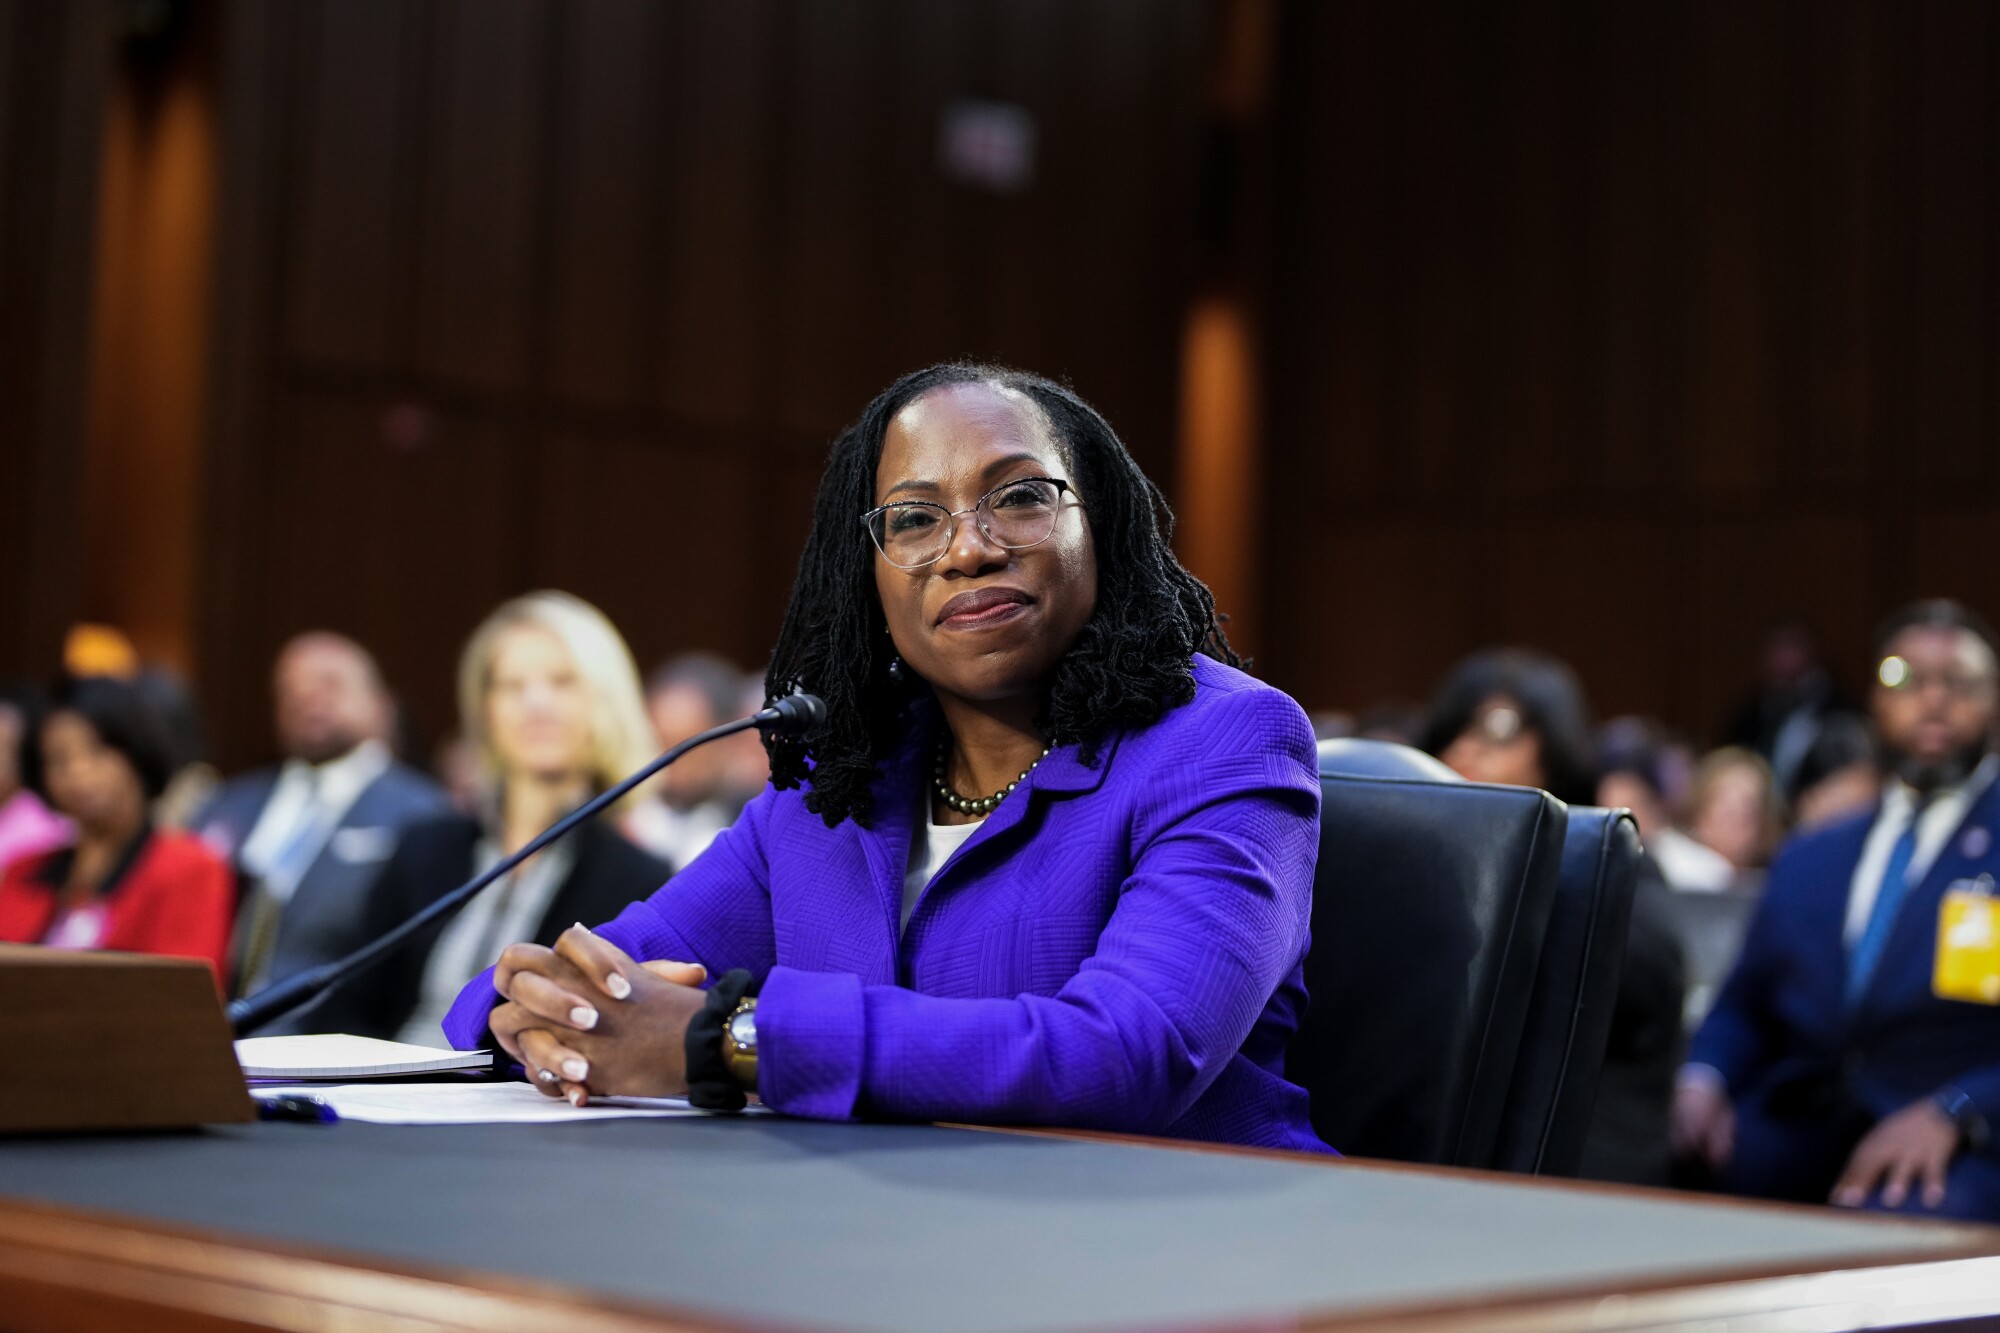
0, 1, 110, 682
200, 0, 1202, 767
1259, 0, 2000, 736
24, 0, 2000, 765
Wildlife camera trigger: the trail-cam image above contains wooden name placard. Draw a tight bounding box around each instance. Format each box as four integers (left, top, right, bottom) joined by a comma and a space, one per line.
0, 945, 252, 1133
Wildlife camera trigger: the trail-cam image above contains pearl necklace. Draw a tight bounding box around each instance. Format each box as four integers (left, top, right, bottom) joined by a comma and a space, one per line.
934, 736, 1053, 818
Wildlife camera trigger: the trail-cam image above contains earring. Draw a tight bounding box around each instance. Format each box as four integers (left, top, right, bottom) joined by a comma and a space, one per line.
887, 654, 908, 684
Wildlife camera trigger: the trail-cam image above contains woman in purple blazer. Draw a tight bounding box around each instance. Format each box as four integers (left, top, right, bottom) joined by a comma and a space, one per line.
444, 364, 1327, 1152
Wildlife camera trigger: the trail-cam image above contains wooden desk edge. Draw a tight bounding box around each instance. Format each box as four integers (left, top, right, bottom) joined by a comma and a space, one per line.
4, 1122, 2000, 1333
958, 1123, 2000, 1331
0, 1194, 788, 1333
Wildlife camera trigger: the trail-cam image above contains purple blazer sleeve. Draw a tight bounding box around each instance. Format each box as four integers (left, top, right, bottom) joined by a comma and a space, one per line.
440, 788, 780, 1050
758, 686, 1318, 1130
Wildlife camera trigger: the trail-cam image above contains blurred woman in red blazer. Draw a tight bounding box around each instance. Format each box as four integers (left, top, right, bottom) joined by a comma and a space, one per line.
0, 676, 232, 980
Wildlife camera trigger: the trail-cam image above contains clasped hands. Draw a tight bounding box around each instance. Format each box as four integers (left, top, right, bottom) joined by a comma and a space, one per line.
490, 924, 709, 1105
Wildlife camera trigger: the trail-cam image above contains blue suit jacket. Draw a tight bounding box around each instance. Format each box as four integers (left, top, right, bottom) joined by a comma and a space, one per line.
1690, 778, 2000, 1127
196, 759, 451, 987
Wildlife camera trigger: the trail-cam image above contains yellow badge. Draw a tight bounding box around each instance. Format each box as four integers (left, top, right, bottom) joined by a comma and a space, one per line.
1934, 880, 2000, 1005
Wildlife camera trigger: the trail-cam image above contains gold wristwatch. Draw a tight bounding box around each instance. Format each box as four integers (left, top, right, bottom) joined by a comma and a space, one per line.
720, 996, 758, 1090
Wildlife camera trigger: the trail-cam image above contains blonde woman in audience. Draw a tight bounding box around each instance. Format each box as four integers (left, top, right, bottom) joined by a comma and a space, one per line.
285, 592, 671, 1041
1686, 746, 1782, 882
1596, 720, 1737, 893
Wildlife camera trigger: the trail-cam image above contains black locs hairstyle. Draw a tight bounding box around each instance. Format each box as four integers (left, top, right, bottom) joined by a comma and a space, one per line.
764, 364, 1239, 828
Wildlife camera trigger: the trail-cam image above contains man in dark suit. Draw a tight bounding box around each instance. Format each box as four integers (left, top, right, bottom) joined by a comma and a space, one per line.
196, 633, 448, 1000
1675, 600, 2000, 1221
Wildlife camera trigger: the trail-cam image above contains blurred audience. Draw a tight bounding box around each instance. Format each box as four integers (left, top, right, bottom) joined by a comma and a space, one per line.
0, 677, 232, 980
1597, 718, 1737, 893
134, 667, 221, 829
627, 651, 756, 869
1788, 711, 1880, 833
0, 682, 69, 873
431, 730, 486, 816
1308, 710, 1354, 742
294, 592, 671, 1043
1422, 649, 1689, 1186
194, 632, 449, 1000
1420, 649, 1597, 805
1720, 618, 1845, 793
1685, 747, 1781, 882
1676, 600, 2000, 1220
716, 672, 774, 806
1354, 701, 1425, 747
62, 623, 140, 681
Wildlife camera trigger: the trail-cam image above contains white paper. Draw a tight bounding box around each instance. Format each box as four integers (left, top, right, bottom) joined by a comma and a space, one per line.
235, 1033, 491, 1079
252, 1080, 725, 1125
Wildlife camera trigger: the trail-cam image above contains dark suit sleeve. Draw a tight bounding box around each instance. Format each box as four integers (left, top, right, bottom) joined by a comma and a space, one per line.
1686, 851, 1797, 1094
1953, 1064, 2000, 1128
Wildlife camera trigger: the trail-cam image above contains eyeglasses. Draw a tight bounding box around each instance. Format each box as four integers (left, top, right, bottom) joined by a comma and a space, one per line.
1878, 656, 1996, 699
861, 477, 1079, 569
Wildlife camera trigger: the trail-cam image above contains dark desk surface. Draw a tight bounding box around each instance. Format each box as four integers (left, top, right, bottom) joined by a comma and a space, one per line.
1, 1116, 1997, 1332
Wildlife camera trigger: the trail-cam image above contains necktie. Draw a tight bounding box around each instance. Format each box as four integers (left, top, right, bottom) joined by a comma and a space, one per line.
1846, 801, 1927, 1009
235, 778, 329, 997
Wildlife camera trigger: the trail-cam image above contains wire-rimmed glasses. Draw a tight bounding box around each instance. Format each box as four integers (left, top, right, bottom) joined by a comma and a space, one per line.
861, 477, 1079, 569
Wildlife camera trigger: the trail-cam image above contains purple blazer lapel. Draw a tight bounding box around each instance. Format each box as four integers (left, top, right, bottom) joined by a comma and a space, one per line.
857, 725, 927, 940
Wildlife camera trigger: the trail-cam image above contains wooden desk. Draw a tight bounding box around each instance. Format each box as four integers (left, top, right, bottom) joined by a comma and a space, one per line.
1, 1116, 1996, 1332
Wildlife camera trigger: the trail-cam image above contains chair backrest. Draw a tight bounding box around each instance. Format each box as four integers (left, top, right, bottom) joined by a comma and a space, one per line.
1657, 886, 1759, 1029
1292, 752, 1567, 1166
1490, 806, 1642, 1176
1314, 737, 1462, 783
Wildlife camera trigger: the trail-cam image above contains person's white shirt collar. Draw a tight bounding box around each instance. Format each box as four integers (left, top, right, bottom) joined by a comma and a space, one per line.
294, 738, 392, 812
239, 739, 393, 878
1843, 752, 2000, 946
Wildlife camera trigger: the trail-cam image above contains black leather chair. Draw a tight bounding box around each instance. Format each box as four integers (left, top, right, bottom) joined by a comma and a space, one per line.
1490, 806, 1642, 1177
1291, 751, 1567, 1167
1312, 737, 1461, 784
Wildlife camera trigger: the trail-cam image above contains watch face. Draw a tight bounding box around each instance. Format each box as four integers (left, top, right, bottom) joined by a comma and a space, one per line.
728, 1010, 758, 1053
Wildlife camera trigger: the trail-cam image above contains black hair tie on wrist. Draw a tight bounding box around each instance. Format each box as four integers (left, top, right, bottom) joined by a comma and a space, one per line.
685, 968, 755, 1112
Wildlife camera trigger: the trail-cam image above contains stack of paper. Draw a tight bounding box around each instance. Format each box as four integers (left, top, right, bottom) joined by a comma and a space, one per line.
251, 1081, 714, 1124
234, 1034, 493, 1080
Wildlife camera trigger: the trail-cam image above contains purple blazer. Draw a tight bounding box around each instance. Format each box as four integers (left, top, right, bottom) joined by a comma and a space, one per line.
444, 655, 1327, 1152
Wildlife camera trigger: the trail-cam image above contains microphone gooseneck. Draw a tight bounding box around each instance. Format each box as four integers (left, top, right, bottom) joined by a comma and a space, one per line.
226, 691, 825, 1036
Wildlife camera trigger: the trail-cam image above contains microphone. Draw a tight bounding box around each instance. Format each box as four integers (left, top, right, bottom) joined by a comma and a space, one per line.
226, 690, 826, 1036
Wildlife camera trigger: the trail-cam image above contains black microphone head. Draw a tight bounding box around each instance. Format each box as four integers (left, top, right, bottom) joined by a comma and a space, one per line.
760, 690, 828, 736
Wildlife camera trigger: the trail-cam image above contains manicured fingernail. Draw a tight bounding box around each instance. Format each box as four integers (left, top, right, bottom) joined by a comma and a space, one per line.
574, 921, 594, 934
568, 1087, 586, 1107
570, 1005, 599, 1029
605, 972, 632, 1000
537, 1068, 557, 1084
562, 1058, 588, 1081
